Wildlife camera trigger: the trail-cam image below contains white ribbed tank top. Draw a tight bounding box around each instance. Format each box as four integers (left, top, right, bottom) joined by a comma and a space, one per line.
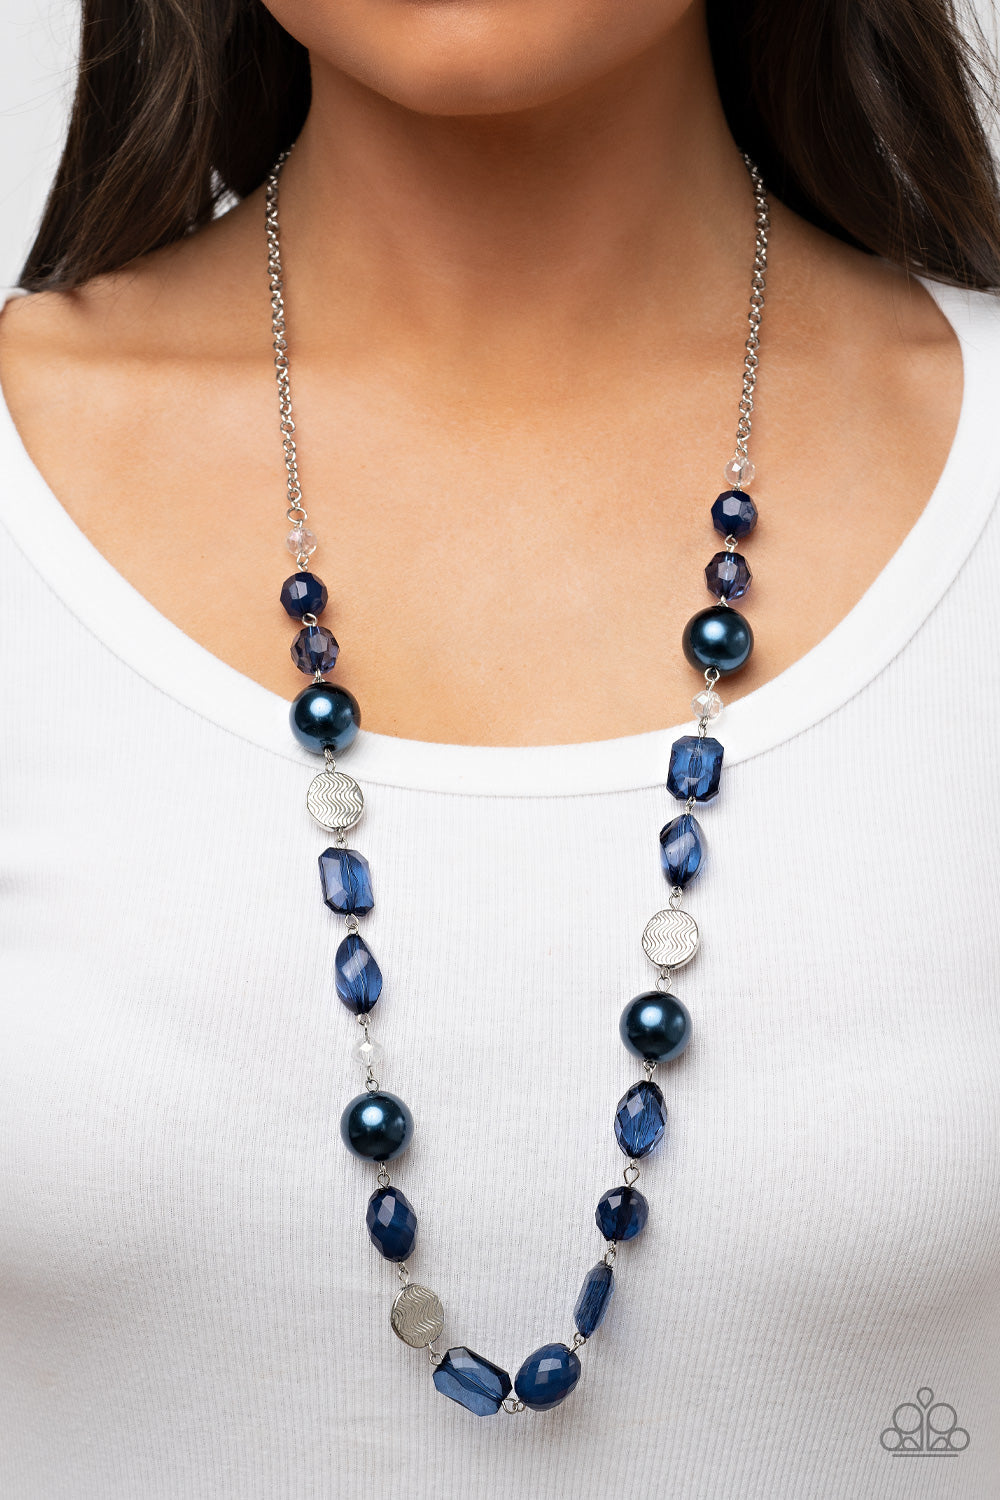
0, 279, 998, 1499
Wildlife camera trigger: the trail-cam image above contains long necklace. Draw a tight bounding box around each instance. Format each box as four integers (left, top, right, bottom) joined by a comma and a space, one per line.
265, 152, 769, 1417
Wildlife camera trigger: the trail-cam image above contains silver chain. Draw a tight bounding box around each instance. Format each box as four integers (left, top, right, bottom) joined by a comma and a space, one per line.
734, 154, 770, 475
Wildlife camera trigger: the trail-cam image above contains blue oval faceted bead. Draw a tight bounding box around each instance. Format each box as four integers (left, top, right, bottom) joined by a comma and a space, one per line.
705, 549, 751, 600
335, 932, 382, 1013
290, 682, 360, 753
620, 992, 692, 1063
574, 1262, 615, 1338
319, 847, 374, 914
711, 489, 758, 539
682, 605, 753, 676
595, 1185, 649, 1242
666, 734, 724, 802
659, 812, 705, 887
514, 1342, 582, 1411
280, 571, 328, 619
614, 1080, 667, 1159
433, 1347, 512, 1417
291, 624, 340, 675
366, 1186, 417, 1262
340, 1091, 414, 1162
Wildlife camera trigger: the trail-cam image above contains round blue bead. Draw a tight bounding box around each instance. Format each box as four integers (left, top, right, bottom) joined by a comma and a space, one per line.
514, 1342, 582, 1411
366, 1186, 418, 1261
711, 489, 758, 539
291, 624, 340, 675
290, 683, 360, 753
595, 1185, 648, 1242
620, 992, 692, 1063
340, 1091, 414, 1162
280, 571, 328, 619
682, 605, 753, 676
705, 549, 752, 600
659, 812, 705, 887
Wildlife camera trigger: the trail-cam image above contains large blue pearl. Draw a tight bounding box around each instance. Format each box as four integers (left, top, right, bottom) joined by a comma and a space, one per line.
513, 1342, 582, 1411
340, 1091, 414, 1162
620, 992, 692, 1062
290, 683, 360, 753
682, 605, 753, 676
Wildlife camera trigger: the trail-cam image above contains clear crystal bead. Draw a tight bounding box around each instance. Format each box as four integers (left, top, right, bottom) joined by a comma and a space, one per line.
352, 1037, 385, 1069
691, 689, 723, 722
723, 456, 755, 488
286, 525, 317, 557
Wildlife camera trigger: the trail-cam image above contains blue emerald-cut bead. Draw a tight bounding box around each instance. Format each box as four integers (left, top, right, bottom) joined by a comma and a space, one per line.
290, 682, 360, 753
433, 1347, 512, 1416
682, 605, 753, 676
596, 1184, 648, 1242
574, 1262, 615, 1337
659, 813, 705, 886
711, 489, 758, 539
666, 734, 723, 802
514, 1343, 582, 1411
614, 1080, 667, 1159
334, 932, 382, 1013
705, 550, 751, 600
291, 624, 340, 675
340, 1091, 413, 1162
620, 992, 692, 1063
280, 571, 328, 619
366, 1186, 417, 1262
319, 848, 374, 914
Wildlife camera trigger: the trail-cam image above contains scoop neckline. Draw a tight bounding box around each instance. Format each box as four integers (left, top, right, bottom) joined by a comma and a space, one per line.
1, 278, 998, 797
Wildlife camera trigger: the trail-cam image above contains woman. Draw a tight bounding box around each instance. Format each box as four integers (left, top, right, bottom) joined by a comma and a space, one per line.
0, 0, 997, 1493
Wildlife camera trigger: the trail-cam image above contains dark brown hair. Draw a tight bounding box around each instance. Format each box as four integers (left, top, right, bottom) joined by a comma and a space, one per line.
20, 0, 1000, 291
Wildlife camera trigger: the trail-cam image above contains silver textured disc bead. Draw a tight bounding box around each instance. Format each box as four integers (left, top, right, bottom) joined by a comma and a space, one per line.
642, 908, 700, 968
390, 1284, 445, 1348
305, 770, 365, 831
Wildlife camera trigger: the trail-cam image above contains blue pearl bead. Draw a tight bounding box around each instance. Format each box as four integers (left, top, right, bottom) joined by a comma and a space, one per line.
682, 605, 753, 676
334, 932, 383, 1013
433, 1347, 512, 1417
290, 683, 360, 753
574, 1261, 615, 1338
514, 1343, 582, 1411
340, 1091, 414, 1162
620, 992, 692, 1063
319, 847, 374, 914
291, 624, 340, 676
595, 1185, 648, 1242
366, 1186, 418, 1262
705, 550, 751, 600
614, 1080, 667, 1159
666, 734, 724, 802
659, 813, 705, 887
711, 489, 758, 539
280, 571, 328, 619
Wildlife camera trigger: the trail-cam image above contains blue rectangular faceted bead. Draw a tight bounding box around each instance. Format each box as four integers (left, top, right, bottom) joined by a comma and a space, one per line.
666, 735, 724, 802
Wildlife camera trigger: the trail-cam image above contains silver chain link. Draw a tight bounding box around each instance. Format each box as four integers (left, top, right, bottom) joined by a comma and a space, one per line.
734, 154, 770, 471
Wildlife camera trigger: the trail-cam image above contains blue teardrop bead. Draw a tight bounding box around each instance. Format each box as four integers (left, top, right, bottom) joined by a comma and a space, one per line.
711, 489, 758, 538
659, 813, 705, 887
280, 571, 328, 619
335, 932, 382, 1013
666, 734, 724, 802
595, 1185, 648, 1242
514, 1343, 582, 1411
619, 992, 692, 1063
574, 1262, 615, 1337
433, 1347, 512, 1416
340, 1091, 414, 1162
682, 605, 753, 676
366, 1186, 417, 1262
290, 682, 360, 753
614, 1080, 667, 1159
319, 847, 374, 914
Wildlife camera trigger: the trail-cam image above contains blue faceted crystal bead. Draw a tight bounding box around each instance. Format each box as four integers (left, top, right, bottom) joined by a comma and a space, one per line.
290, 683, 360, 753
666, 734, 724, 802
334, 932, 382, 1013
711, 489, 758, 539
620, 992, 692, 1063
340, 1091, 413, 1162
659, 813, 705, 887
682, 605, 753, 676
366, 1186, 417, 1262
291, 624, 340, 676
514, 1343, 582, 1411
705, 550, 751, 600
280, 571, 328, 619
596, 1184, 649, 1242
574, 1262, 615, 1338
614, 1080, 667, 1159
433, 1347, 512, 1417
319, 847, 374, 914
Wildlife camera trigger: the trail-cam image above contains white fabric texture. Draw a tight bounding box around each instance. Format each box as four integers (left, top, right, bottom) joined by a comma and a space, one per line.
0, 277, 999, 1499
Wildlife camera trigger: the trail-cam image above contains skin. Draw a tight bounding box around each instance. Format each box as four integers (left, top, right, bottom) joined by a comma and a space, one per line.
0, 0, 962, 746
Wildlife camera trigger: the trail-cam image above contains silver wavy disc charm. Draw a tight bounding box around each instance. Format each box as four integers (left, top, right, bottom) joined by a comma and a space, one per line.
390, 1284, 445, 1349
305, 770, 364, 831
642, 908, 700, 968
